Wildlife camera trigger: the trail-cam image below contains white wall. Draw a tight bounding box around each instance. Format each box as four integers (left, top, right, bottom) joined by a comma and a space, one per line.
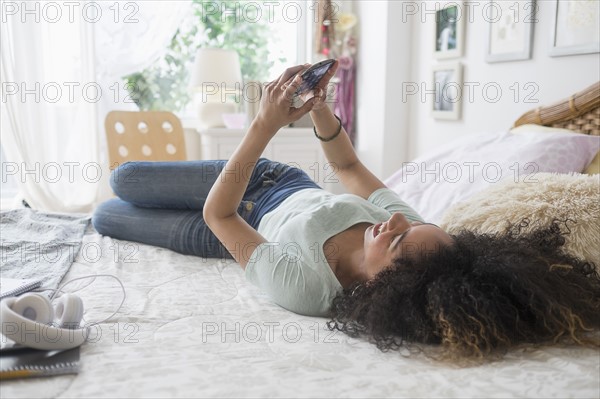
354, 0, 413, 178
354, 0, 600, 178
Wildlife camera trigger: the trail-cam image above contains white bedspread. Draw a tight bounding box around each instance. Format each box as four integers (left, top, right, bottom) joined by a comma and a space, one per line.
2, 227, 599, 398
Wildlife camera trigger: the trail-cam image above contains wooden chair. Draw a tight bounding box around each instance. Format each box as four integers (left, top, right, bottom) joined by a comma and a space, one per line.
105, 111, 187, 170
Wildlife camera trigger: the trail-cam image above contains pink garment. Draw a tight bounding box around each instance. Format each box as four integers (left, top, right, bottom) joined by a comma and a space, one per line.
334, 56, 356, 145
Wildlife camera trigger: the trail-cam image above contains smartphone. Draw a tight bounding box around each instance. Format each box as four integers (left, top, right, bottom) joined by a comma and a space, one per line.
294, 59, 336, 96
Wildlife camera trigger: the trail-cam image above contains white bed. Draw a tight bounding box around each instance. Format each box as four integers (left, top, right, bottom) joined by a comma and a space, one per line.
2, 227, 599, 398
2, 84, 599, 398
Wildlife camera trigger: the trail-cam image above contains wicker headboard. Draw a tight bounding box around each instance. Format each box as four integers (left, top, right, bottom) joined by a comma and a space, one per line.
513, 81, 600, 136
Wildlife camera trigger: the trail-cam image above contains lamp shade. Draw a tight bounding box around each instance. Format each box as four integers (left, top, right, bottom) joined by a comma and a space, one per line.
189, 48, 243, 92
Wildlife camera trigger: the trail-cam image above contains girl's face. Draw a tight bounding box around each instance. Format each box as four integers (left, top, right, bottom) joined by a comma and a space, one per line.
362, 213, 453, 279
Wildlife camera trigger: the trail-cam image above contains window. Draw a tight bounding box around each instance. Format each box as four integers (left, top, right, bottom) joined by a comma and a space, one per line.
125, 0, 311, 114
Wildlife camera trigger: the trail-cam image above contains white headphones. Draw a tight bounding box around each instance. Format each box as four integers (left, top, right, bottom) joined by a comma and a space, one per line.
1, 293, 88, 350
0, 274, 125, 351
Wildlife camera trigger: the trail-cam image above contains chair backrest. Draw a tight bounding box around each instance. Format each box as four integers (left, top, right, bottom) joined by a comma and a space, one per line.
105, 111, 187, 169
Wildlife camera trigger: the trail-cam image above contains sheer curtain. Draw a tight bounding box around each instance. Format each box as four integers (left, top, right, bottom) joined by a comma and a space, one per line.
1, 0, 190, 213
1, 8, 98, 212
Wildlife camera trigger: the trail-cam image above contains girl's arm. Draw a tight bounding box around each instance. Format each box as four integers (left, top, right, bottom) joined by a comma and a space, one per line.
203, 65, 316, 268
309, 63, 386, 200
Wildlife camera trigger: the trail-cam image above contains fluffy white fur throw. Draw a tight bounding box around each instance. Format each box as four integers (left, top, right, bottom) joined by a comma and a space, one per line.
440, 173, 600, 267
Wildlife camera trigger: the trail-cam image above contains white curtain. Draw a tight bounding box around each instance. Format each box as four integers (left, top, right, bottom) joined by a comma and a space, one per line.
1, 6, 98, 212
94, 0, 192, 122
0, 0, 191, 213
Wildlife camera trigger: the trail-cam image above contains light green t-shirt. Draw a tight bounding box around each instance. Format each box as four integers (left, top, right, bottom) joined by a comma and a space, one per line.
245, 188, 424, 317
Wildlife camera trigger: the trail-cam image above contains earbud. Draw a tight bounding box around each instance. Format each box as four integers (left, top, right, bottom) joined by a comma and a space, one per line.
0, 293, 88, 350
9, 293, 84, 329
10, 293, 54, 325
0, 274, 125, 351
54, 294, 84, 329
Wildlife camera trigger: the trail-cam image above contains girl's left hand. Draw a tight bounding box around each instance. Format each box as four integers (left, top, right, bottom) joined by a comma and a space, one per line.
253, 64, 318, 134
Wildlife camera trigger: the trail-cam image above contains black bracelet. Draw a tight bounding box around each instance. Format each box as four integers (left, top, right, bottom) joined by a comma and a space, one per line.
314, 114, 343, 142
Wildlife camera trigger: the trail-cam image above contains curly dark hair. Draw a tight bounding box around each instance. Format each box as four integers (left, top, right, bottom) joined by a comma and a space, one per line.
327, 220, 600, 360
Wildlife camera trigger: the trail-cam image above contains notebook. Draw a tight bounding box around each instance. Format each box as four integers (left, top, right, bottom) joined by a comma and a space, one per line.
0, 345, 80, 380
0, 278, 43, 299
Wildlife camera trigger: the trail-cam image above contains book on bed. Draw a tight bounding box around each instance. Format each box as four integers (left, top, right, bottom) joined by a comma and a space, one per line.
0, 346, 80, 380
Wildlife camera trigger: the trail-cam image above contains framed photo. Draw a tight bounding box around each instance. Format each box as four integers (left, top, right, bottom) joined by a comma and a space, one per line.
550, 0, 600, 57
432, 62, 463, 121
434, 2, 465, 59
486, 0, 535, 63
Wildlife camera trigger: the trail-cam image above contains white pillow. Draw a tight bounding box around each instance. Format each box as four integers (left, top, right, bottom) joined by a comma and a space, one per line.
384, 127, 600, 223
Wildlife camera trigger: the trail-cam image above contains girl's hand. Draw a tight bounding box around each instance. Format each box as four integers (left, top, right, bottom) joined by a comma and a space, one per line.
304, 59, 339, 112
253, 64, 317, 134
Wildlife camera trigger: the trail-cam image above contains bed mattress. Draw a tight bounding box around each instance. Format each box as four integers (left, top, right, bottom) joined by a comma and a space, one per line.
2, 226, 599, 398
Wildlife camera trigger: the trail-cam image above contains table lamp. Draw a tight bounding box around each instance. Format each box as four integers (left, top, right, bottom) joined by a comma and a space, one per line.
189, 48, 244, 129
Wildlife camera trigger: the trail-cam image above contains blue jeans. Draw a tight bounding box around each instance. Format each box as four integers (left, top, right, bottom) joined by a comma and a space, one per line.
92, 159, 320, 259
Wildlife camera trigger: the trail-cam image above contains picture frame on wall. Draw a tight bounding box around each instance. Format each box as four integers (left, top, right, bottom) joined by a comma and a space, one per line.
434, 2, 465, 59
549, 0, 600, 57
432, 62, 463, 121
485, 0, 536, 63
